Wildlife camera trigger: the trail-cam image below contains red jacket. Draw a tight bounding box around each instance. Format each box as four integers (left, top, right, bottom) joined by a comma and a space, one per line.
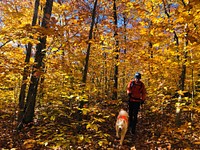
127, 80, 146, 102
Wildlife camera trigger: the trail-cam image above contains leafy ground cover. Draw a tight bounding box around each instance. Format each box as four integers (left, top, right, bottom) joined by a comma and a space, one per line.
0, 97, 200, 150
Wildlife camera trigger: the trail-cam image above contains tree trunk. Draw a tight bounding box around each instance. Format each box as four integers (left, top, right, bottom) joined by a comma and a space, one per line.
18, 44, 32, 123
112, 0, 119, 100
162, 0, 182, 127
82, 0, 98, 84
103, 52, 108, 96
37, 63, 45, 107
18, 0, 40, 123
79, 0, 98, 122
22, 0, 53, 124
179, 24, 188, 91
122, 14, 127, 91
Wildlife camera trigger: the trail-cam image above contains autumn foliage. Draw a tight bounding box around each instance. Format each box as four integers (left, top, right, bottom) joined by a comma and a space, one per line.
0, 0, 200, 149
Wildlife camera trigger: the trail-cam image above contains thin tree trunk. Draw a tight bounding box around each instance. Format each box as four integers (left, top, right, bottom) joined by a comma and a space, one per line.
148, 41, 153, 67
179, 24, 188, 91
103, 52, 108, 96
18, 0, 40, 123
180, 61, 186, 91
22, 0, 53, 125
163, 0, 186, 90
112, 0, 119, 100
122, 14, 127, 91
79, 0, 98, 122
82, 0, 98, 84
38, 63, 45, 107
162, 0, 181, 127
163, 0, 189, 127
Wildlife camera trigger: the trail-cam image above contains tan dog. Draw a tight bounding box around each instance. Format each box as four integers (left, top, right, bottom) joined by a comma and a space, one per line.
116, 109, 129, 145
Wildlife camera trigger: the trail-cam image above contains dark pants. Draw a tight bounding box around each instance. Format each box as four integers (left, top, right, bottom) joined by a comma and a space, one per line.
128, 101, 140, 132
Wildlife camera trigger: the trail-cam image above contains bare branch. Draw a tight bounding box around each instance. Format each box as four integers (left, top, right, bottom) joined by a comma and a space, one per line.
162, 0, 170, 18
0, 40, 11, 49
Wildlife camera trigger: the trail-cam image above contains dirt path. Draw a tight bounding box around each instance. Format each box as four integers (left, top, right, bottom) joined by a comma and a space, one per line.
1, 101, 200, 149
109, 104, 200, 150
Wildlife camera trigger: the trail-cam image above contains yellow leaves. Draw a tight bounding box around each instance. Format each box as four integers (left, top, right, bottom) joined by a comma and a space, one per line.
153, 43, 160, 48
20, 38, 40, 45
94, 117, 105, 123
175, 17, 184, 24
140, 21, 148, 27
145, 1, 152, 9
150, 106, 159, 112
183, 0, 189, 4
150, 29, 155, 36
86, 123, 98, 131
166, 28, 174, 33
71, 19, 78, 24
177, 90, 188, 96
194, 11, 200, 21
100, 35, 105, 41
98, 139, 108, 147
50, 115, 56, 121
78, 135, 84, 142
126, 2, 134, 8
82, 108, 90, 115
194, 107, 200, 113
52, 47, 58, 52
140, 28, 148, 35
175, 10, 194, 24
23, 139, 36, 149
151, 17, 163, 24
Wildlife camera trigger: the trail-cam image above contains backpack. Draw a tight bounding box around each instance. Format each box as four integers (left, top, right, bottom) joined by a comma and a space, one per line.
130, 81, 143, 93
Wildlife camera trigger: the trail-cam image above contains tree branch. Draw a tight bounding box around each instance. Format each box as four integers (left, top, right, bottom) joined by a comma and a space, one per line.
0, 40, 11, 49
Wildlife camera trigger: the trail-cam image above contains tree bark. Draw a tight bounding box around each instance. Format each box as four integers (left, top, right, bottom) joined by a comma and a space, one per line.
112, 0, 119, 100
18, 0, 40, 123
82, 0, 98, 84
163, 0, 187, 90
22, 0, 53, 124
179, 24, 188, 91
79, 0, 98, 122
122, 14, 127, 91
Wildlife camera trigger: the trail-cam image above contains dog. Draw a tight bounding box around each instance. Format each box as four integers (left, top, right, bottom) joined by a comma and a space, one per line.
115, 109, 129, 145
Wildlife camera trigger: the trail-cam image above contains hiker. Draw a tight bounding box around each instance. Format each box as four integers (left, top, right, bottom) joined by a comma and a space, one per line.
127, 72, 146, 134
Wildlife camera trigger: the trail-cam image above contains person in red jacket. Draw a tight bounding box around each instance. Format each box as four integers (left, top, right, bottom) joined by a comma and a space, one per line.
127, 72, 146, 134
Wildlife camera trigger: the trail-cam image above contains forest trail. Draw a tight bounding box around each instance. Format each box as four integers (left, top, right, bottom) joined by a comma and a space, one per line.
0, 99, 200, 150
104, 105, 169, 150
101, 99, 200, 150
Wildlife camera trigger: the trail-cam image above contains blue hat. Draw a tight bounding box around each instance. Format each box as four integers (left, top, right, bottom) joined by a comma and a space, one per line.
134, 72, 141, 79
